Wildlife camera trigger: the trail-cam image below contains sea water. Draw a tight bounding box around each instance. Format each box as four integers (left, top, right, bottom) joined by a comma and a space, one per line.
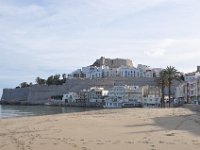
0, 105, 97, 119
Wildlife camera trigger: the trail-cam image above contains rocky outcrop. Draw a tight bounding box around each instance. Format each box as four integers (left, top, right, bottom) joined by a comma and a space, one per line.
1, 77, 156, 104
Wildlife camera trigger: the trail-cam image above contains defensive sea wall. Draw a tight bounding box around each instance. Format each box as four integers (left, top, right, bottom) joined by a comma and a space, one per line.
1, 77, 156, 104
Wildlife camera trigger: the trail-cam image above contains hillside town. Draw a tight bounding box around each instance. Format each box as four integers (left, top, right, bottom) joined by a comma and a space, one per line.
48, 85, 161, 108
46, 57, 200, 107
175, 66, 200, 104
68, 56, 162, 79
1, 57, 200, 107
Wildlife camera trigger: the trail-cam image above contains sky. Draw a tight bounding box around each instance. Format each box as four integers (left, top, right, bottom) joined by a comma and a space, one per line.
0, 0, 200, 97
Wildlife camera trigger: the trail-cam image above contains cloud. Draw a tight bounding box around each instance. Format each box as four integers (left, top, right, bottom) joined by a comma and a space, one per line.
144, 49, 166, 57
1, 0, 200, 97
0, 4, 47, 17
143, 39, 174, 57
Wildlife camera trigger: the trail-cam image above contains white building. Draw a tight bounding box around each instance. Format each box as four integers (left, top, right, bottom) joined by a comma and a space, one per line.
103, 67, 120, 78
184, 66, 200, 82
187, 79, 200, 101
142, 85, 161, 106
152, 68, 162, 77
108, 85, 142, 102
68, 61, 158, 79
175, 66, 200, 103
62, 92, 79, 103
87, 87, 108, 103
143, 95, 161, 106
108, 85, 128, 100
137, 64, 154, 78
82, 66, 104, 79
175, 83, 187, 101
184, 72, 197, 82
175, 79, 200, 103
119, 67, 140, 77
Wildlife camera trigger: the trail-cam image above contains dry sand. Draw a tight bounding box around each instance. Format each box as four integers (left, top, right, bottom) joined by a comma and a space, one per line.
0, 108, 200, 150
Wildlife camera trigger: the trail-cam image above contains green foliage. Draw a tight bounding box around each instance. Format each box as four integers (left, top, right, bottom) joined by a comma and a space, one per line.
20, 82, 30, 88
46, 73, 67, 85
62, 73, 67, 83
157, 66, 184, 108
164, 66, 183, 108
52, 74, 61, 85
17, 72, 68, 88
36, 77, 46, 85
46, 75, 54, 85
157, 70, 168, 108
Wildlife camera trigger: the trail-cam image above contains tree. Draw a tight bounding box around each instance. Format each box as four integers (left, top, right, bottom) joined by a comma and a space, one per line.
46, 74, 64, 85
62, 73, 67, 83
20, 82, 29, 88
46, 75, 54, 85
53, 74, 61, 85
36, 77, 46, 85
157, 70, 168, 108
164, 66, 181, 108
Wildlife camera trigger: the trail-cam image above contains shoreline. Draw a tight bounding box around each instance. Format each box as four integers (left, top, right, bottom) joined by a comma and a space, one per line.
1, 108, 200, 150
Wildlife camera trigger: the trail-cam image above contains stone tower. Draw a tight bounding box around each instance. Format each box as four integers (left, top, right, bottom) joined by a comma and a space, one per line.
92, 56, 133, 68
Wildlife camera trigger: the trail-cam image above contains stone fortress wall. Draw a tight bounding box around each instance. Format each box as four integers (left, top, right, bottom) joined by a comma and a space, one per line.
1, 77, 156, 104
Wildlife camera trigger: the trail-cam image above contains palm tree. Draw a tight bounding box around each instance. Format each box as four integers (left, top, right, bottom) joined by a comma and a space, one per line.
164, 66, 180, 108
157, 70, 168, 108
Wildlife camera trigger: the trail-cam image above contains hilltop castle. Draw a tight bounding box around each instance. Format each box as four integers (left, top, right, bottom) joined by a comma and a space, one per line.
91, 56, 133, 68
68, 56, 162, 79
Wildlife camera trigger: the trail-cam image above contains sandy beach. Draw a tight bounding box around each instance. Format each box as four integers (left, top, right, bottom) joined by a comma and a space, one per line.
0, 108, 200, 150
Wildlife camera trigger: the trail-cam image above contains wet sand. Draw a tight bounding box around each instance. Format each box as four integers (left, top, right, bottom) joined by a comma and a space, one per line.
0, 108, 200, 150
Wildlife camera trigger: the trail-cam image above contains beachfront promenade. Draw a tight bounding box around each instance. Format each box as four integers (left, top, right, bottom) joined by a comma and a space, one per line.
0, 107, 200, 150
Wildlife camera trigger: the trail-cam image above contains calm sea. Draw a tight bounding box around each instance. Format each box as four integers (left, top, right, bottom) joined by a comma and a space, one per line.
0, 105, 98, 119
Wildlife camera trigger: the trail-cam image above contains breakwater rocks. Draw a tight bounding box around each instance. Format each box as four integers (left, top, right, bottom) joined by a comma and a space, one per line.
1, 77, 156, 105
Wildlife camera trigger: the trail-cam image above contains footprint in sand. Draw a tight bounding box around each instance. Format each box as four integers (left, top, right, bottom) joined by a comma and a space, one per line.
69, 143, 77, 148
151, 144, 155, 148
96, 139, 101, 142
69, 138, 75, 142
159, 140, 165, 144
97, 142, 104, 145
112, 140, 120, 144
127, 141, 134, 144
105, 140, 111, 143
166, 142, 175, 145
166, 133, 175, 136
192, 140, 200, 145
81, 147, 89, 150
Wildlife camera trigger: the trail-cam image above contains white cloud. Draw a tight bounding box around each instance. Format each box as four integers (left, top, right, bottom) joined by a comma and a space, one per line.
144, 49, 166, 57
144, 39, 175, 57
1, 0, 200, 97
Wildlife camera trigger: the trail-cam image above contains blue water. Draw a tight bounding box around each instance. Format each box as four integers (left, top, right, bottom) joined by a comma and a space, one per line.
0, 105, 98, 119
